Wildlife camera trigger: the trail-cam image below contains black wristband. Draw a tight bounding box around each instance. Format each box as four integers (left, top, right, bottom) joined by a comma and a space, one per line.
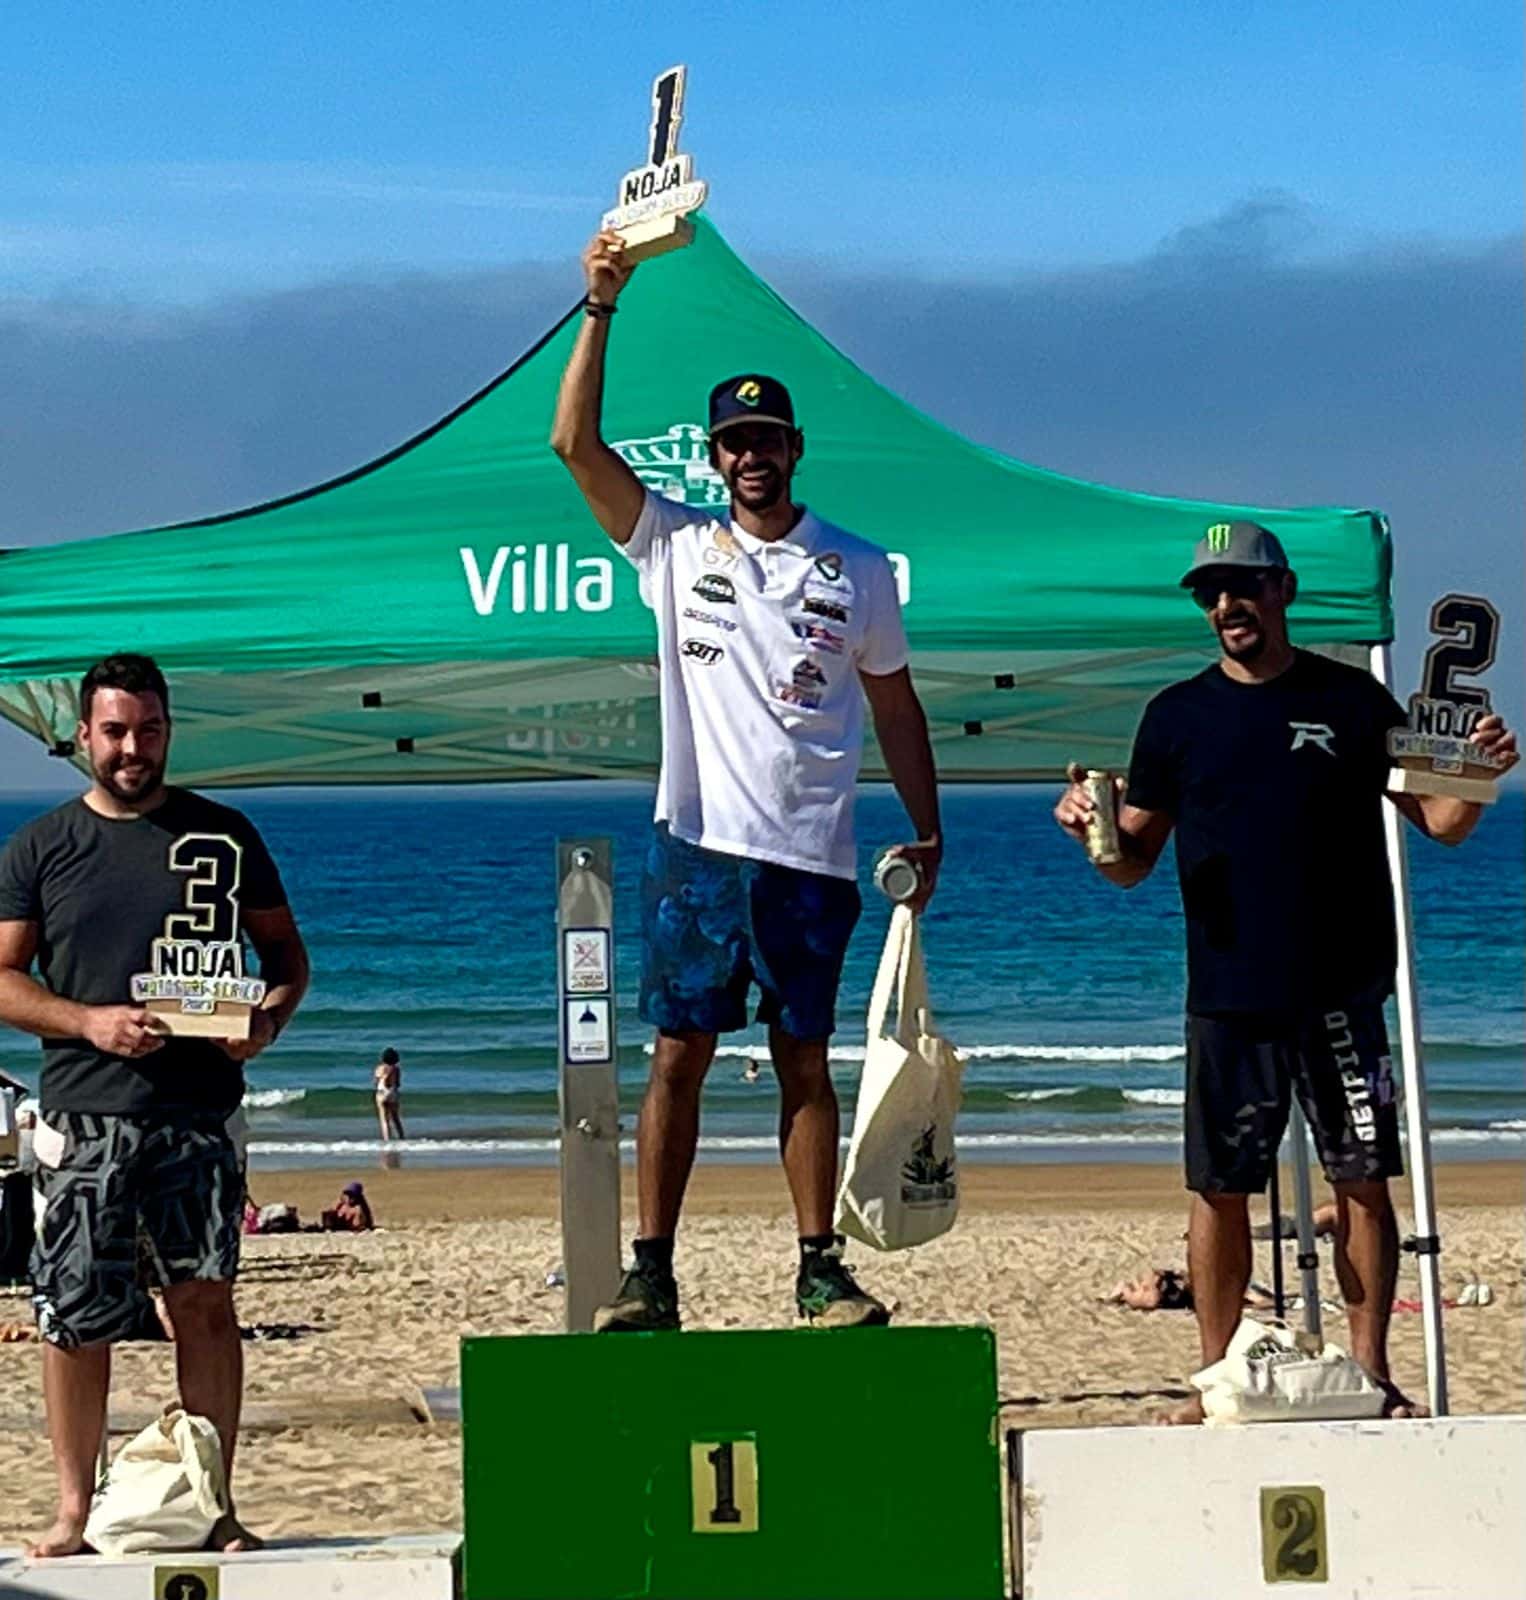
583, 297, 617, 319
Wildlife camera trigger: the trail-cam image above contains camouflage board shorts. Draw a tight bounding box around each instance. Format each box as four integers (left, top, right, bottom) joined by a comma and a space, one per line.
31, 1111, 241, 1349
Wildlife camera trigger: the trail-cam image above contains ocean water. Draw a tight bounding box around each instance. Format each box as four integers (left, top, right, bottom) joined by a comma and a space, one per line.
1, 786, 1521, 1169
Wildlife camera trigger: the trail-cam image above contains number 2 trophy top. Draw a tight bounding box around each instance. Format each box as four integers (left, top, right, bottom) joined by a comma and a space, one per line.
1387, 593, 1508, 804
601, 65, 708, 264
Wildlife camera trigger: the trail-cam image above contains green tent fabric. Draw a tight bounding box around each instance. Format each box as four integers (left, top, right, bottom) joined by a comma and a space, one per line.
0, 217, 1392, 787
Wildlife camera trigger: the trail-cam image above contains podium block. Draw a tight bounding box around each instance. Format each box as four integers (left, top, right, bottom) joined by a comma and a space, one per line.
462, 1325, 1002, 1600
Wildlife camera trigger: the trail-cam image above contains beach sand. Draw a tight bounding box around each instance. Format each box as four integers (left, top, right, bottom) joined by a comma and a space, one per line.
0, 1159, 1520, 1548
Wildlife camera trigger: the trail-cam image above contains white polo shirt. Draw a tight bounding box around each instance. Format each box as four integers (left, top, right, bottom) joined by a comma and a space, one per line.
623, 491, 910, 879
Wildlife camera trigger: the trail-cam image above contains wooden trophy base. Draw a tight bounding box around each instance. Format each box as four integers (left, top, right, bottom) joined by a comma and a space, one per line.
616, 213, 695, 264
145, 1000, 253, 1039
1387, 762, 1499, 804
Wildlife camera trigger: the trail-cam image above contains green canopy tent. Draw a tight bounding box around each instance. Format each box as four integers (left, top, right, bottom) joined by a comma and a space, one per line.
0, 217, 1448, 1412
0, 216, 1391, 785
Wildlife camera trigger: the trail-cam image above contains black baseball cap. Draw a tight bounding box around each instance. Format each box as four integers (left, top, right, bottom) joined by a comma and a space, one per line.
1179, 520, 1291, 588
708, 374, 796, 436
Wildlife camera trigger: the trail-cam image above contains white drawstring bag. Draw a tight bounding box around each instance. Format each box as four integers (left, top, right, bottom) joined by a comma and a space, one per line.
835, 906, 964, 1251
1192, 1316, 1386, 1425
84, 1408, 228, 1556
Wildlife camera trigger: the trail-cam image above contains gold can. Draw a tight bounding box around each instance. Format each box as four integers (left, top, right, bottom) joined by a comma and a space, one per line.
1082, 769, 1123, 865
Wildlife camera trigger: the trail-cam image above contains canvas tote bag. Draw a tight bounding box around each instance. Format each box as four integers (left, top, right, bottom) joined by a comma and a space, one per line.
1192, 1316, 1386, 1424
835, 905, 964, 1250
84, 1407, 228, 1556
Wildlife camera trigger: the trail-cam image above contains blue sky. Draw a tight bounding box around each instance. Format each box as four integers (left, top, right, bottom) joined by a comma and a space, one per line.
0, 1, 1520, 787
1, 2, 1518, 299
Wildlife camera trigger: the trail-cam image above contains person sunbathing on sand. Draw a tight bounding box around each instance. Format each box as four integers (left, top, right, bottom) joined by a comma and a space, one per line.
1104, 1268, 1276, 1313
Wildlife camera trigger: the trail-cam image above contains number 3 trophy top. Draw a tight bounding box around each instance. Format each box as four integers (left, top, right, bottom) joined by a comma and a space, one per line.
1387, 593, 1508, 804
601, 65, 708, 264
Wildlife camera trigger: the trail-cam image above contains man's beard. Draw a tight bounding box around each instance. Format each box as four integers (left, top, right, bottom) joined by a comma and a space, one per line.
727, 463, 787, 512
94, 755, 166, 803
1214, 610, 1266, 661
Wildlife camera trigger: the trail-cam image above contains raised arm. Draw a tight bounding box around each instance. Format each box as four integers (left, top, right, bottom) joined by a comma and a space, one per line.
550, 231, 647, 545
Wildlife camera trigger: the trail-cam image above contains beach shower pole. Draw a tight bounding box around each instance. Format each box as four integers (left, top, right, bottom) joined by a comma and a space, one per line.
1369, 643, 1448, 1416
555, 839, 623, 1332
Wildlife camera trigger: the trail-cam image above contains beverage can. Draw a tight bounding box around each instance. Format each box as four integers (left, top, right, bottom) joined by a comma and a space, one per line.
1082, 770, 1123, 865
873, 851, 922, 903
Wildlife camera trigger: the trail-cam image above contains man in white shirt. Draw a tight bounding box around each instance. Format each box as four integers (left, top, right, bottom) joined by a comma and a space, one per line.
552, 231, 942, 1330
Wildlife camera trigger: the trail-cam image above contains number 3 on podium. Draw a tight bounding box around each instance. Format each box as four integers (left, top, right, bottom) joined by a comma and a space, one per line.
691, 1437, 760, 1533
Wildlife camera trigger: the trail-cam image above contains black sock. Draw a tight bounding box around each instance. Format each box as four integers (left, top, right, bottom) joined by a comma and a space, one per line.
799, 1233, 837, 1262
634, 1235, 675, 1276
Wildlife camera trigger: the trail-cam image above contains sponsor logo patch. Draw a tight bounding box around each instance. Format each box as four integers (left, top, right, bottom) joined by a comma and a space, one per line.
693, 574, 737, 604
792, 658, 827, 688
802, 595, 848, 624
683, 606, 738, 632
814, 552, 844, 582
681, 639, 725, 665
790, 620, 845, 654
773, 681, 822, 710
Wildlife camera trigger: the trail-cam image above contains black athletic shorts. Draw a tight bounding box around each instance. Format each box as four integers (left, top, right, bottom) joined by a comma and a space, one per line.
1184, 984, 1403, 1195
31, 1111, 242, 1349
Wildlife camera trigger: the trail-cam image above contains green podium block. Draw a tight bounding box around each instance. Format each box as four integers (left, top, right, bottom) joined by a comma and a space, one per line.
462, 1325, 1003, 1600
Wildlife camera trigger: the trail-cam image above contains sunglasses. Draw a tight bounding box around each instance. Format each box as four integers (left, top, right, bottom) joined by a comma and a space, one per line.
1190, 569, 1274, 610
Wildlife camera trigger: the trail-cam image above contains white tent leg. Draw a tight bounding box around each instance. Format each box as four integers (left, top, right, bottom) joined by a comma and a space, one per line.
1287, 1105, 1323, 1339
1370, 643, 1447, 1416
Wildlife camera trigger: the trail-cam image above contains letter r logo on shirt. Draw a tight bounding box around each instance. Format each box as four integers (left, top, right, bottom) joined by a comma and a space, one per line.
1289, 721, 1336, 754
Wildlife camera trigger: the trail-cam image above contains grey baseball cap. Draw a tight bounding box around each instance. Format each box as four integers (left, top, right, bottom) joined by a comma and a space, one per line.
1179, 520, 1291, 588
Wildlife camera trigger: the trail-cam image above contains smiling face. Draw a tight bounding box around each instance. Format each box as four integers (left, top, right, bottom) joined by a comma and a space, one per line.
1191, 567, 1295, 663
78, 687, 170, 805
709, 422, 803, 514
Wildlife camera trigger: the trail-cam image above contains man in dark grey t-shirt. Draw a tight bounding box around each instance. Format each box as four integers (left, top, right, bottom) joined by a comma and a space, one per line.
0, 653, 310, 1558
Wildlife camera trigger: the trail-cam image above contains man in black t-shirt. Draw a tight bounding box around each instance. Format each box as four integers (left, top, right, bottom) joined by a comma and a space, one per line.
0, 653, 310, 1557
1054, 521, 1517, 1422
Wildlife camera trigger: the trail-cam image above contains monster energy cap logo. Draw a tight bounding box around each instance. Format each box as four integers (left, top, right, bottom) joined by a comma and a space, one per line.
1179, 520, 1290, 589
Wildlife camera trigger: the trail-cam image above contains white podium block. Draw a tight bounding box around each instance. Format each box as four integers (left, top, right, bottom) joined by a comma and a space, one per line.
0, 1533, 460, 1600
1012, 1416, 1526, 1597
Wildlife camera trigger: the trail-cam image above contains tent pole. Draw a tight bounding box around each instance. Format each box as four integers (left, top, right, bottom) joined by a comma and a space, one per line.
1287, 1105, 1322, 1339
1369, 643, 1448, 1416
1267, 1161, 1285, 1320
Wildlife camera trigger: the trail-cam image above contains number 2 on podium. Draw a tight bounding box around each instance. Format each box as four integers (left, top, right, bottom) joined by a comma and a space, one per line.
691, 1437, 759, 1533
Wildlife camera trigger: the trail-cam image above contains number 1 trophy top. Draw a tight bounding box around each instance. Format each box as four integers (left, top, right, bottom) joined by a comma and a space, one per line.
1387, 593, 1508, 804
600, 65, 708, 264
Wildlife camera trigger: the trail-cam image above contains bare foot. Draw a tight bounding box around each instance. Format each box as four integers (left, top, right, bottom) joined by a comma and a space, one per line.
1379, 1381, 1429, 1419
1156, 1393, 1205, 1425
25, 1513, 90, 1560
207, 1512, 263, 1552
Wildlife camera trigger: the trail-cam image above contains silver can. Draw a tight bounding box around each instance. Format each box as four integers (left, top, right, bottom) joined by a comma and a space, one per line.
873, 850, 922, 903
1082, 769, 1123, 865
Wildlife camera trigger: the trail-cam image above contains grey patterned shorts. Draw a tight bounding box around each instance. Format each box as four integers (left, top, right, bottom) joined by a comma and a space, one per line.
31, 1112, 242, 1349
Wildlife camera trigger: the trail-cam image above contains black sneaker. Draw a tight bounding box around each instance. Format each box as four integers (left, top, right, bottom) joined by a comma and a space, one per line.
796, 1238, 890, 1328
592, 1260, 681, 1332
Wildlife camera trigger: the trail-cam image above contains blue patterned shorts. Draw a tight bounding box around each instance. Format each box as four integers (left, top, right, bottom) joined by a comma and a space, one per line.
639, 825, 862, 1041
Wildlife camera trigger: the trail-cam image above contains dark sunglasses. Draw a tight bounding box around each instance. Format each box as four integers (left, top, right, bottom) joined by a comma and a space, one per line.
710, 423, 792, 454
1191, 569, 1274, 610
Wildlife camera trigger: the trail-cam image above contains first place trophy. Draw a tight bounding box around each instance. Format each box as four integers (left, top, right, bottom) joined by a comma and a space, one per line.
601, 64, 708, 263
1387, 593, 1508, 804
